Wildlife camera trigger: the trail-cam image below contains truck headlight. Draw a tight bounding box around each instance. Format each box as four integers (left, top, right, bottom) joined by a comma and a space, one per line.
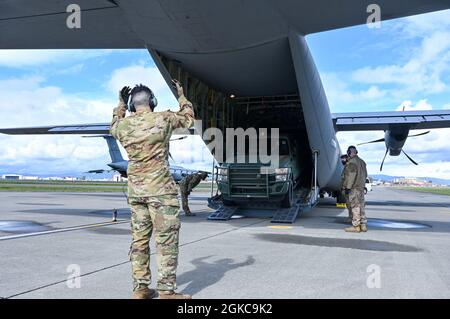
275, 168, 288, 181
275, 168, 288, 175
217, 168, 228, 182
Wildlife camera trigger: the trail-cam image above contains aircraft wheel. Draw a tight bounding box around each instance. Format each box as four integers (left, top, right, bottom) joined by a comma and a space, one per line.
336, 191, 346, 204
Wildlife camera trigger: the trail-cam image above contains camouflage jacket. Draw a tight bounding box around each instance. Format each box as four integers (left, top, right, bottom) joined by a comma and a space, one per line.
180, 173, 203, 192
110, 95, 195, 198
342, 155, 368, 190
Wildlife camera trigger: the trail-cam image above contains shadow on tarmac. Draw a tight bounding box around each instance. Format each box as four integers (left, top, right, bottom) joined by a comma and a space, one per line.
178, 255, 255, 295
254, 233, 422, 252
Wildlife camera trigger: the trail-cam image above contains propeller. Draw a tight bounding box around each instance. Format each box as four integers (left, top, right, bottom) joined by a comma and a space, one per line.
380, 149, 389, 171
402, 150, 419, 165
408, 131, 430, 138
358, 137, 385, 146
359, 131, 430, 147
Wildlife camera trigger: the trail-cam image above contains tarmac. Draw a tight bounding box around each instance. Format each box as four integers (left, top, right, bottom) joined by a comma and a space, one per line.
0, 186, 449, 299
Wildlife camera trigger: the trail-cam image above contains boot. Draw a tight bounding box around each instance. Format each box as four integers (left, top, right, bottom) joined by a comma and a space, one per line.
360, 224, 368, 232
133, 288, 157, 299
158, 290, 192, 299
185, 211, 196, 217
345, 225, 361, 233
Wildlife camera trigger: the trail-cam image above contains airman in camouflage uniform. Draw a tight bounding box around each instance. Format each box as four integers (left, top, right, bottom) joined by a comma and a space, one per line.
342, 146, 368, 233
340, 154, 353, 222
179, 171, 208, 216
110, 80, 194, 299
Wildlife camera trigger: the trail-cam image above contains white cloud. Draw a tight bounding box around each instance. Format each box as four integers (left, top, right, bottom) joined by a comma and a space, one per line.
396, 99, 432, 111
400, 9, 450, 38
106, 64, 179, 111
107, 64, 168, 94
351, 31, 450, 96
56, 63, 84, 75
0, 71, 206, 176
322, 73, 386, 109
0, 75, 115, 175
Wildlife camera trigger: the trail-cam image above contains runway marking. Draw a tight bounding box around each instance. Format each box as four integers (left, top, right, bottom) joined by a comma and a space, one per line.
0, 220, 129, 241
268, 226, 292, 229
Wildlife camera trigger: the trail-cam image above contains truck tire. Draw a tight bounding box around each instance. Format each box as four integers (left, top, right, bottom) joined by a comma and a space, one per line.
222, 199, 235, 206
281, 183, 294, 208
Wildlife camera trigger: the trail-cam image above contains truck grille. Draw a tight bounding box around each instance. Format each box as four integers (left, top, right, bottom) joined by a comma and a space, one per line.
229, 166, 269, 197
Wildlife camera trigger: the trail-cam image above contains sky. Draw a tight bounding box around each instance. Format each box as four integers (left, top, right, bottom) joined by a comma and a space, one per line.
0, 9, 449, 179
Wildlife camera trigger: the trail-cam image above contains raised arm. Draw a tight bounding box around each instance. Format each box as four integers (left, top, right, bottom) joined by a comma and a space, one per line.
170, 80, 195, 130
110, 86, 130, 138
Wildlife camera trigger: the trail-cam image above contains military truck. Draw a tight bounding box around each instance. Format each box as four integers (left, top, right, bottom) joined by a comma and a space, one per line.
216, 132, 313, 208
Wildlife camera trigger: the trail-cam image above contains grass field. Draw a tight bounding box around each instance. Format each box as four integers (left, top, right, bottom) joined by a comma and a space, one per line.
401, 187, 450, 196
0, 179, 216, 193
0, 185, 126, 193
0, 180, 126, 186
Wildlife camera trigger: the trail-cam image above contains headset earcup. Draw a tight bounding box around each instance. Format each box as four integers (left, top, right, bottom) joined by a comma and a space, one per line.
129, 101, 136, 113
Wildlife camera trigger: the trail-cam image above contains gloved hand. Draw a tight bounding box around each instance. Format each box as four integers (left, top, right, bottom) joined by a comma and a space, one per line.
119, 86, 131, 104
113, 105, 126, 118
172, 79, 184, 98
345, 189, 351, 195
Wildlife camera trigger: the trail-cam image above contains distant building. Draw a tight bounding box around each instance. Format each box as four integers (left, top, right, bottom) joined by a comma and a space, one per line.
393, 177, 432, 187
112, 174, 127, 182
21, 176, 39, 181
2, 174, 22, 180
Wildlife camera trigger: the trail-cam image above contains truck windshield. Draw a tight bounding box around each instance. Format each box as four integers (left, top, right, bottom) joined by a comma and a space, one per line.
233, 137, 290, 156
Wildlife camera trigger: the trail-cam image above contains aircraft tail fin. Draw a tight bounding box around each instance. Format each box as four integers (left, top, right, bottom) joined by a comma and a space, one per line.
83, 134, 124, 163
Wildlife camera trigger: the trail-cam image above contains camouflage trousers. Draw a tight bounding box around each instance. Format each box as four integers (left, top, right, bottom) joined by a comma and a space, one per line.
128, 195, 180, 292
349, 189, 367, 227
341, 190, 353, 219
178, 180, 191, 214
345, 193, 353, 219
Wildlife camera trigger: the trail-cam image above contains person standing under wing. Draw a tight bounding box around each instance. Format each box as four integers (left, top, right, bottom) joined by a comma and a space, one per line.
110, 80, 194, 299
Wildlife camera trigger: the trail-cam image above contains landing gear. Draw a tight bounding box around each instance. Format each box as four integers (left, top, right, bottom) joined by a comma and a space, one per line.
336, 191, 346, 204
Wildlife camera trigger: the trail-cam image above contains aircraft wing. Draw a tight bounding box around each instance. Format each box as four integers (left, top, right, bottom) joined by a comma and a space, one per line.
0, 123, 111, 135
1, 1, 449, 50
333, 110, 450, 132
0, 123, 195, 135
0, 0, 143, 49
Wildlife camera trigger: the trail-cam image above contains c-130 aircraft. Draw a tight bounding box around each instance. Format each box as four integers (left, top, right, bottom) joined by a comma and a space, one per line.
83, 134, 202, 183
1, 1, 450, 222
